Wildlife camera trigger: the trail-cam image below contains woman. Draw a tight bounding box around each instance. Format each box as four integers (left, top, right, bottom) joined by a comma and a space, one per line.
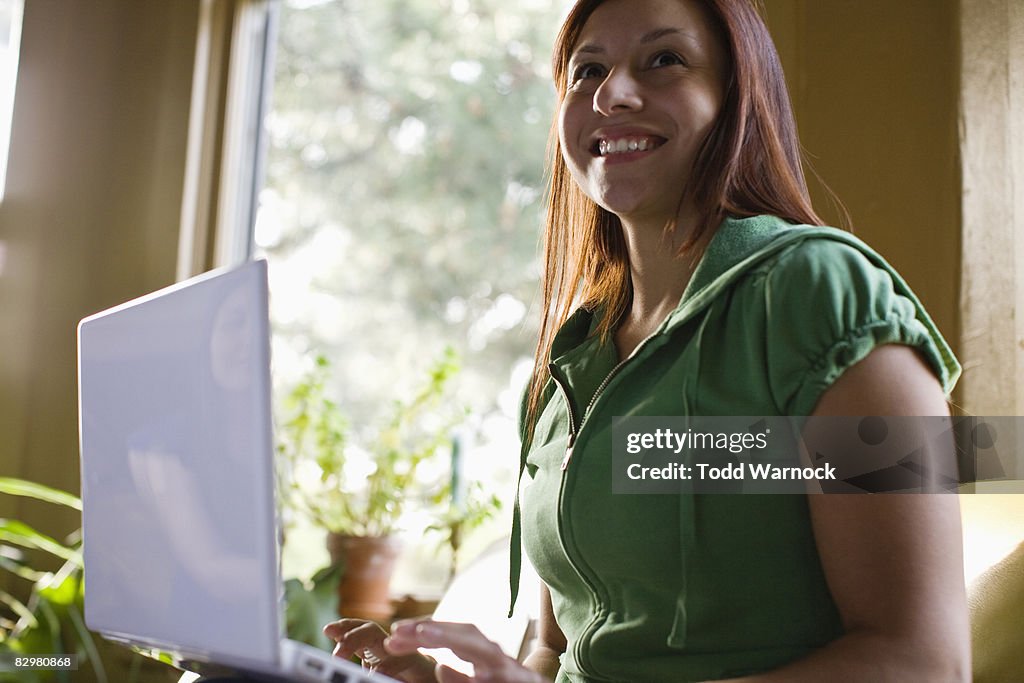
325, 0, 970, 681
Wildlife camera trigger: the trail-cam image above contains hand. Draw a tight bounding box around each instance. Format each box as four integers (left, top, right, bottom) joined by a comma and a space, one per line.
323, 618, 437, 683
385, 618, 549, 683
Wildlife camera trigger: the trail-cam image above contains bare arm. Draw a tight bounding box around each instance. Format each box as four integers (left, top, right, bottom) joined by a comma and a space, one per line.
722, 345, 970, 682
521, 584, 567, 679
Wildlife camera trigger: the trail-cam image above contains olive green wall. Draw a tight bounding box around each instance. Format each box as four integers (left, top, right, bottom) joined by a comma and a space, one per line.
764, 0, 961, 376
0, 0, 198, 556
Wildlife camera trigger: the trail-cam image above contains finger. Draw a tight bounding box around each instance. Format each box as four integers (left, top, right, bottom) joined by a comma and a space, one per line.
387, 620, 506, 666
323, 618, 374, 640
382, 617, 434, 655
389, 619, 481, 646
331, 622, 389, 660
435, 663, 474, 683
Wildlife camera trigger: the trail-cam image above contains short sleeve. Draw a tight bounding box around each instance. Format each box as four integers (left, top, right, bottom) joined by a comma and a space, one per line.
763, 238, 958, 416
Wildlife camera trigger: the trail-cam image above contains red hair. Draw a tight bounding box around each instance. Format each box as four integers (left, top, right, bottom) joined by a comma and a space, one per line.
525, 0, 833, 435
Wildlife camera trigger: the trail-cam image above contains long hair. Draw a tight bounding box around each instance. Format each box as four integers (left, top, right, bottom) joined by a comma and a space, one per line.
524, 0, 831, 437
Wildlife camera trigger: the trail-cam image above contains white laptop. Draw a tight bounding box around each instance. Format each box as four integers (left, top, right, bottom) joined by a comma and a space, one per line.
77, 259, 396, 683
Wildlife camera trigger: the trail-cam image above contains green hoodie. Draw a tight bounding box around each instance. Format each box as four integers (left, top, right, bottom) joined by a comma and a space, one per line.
511, 214, 960, 682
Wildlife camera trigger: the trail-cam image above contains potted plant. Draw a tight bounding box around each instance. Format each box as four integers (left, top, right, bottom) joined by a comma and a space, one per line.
427, 478, 503, 588
276, 348, 463, 623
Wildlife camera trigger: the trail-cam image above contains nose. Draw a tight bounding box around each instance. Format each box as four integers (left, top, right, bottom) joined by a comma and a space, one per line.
593, 67, 643, 116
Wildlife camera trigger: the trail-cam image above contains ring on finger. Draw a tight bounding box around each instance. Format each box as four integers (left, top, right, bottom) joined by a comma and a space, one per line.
360, 648, 382, 666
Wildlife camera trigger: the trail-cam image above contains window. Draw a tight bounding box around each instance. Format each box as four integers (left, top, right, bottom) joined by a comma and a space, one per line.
255, 0, 568, 594
0, 0, 23, 202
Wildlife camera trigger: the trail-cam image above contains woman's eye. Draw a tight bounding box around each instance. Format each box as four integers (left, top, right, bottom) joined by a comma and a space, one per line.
650, 51, 685, 68
571, 63, 606, 83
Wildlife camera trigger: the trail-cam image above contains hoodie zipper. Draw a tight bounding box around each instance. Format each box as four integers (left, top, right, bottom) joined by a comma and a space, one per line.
558, 330, 662, 470
546, 330, 664, 677
547, 365, 601, 677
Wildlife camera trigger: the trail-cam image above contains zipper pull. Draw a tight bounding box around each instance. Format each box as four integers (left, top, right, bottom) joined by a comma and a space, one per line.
561, 432, 576, 471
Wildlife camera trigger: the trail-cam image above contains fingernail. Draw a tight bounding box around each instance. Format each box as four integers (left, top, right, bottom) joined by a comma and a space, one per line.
415, 622, 440, 638
384, 636, 411, 655
390, 621, 414, 636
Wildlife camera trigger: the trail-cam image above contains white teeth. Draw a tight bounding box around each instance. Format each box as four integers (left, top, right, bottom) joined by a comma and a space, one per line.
597, 137, 657, 156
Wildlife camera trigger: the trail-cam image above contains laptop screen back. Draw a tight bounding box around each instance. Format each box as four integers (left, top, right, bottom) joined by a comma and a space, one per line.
78, 260, 281, 666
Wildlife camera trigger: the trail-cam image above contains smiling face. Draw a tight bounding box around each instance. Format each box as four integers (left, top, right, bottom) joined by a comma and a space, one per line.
558, 0, 729, 226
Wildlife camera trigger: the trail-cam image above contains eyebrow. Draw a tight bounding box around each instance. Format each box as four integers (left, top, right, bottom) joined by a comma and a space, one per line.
573, 27, 699, 57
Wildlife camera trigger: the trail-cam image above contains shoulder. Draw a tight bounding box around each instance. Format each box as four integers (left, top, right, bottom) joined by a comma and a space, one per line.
700, 219, 904, 311
746, 230, 957, 415
760, 233, 909, 319
754, 227, 888, 283
737, 229, 922, 350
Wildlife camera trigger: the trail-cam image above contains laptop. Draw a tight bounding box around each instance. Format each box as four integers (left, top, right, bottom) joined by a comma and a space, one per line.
77, 259, 396, 683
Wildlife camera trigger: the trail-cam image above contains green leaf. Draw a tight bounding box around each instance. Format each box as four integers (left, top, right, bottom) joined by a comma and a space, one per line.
11, 595, 61, 658
66, 605, 106, 683
0, 480, 81, 512
0, 590, 37, 630
0, 521, 82, 567
284, 565, 340, 650
35, 564, 80, 608
0, 554, 46, 583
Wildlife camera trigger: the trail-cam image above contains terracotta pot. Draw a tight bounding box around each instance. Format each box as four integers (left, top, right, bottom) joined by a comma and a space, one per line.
326, 533, 402, 623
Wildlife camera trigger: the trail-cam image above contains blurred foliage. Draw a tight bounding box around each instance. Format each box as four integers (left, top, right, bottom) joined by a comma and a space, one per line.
0, 479, 174, 683
284, 565, 341, 651
277, 349, 466, 537
0, 478, 95, 683
427, 480, 502, 584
